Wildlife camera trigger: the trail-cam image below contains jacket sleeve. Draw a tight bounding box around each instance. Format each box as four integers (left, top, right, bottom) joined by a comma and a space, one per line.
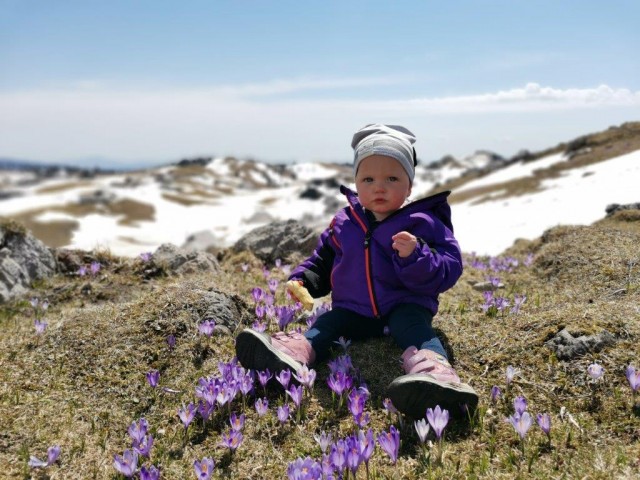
288, 227, 336, 298
391, 216, 463, 295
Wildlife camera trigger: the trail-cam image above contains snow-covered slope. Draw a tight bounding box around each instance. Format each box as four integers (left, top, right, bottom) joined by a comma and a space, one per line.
2, 140, 639, 257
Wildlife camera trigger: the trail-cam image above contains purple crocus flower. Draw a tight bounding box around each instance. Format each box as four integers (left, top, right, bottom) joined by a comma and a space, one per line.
513, 396, 528, 415
166, 334, 176, 350
327, 371, 352, 397
508, 411, 532, 439
128, 418, 149, 445
252, 320, 267, 332
506, 365, 519, 386
494, 296, 510, 311
139, 252, 152, 262
251, 287, 265, 303
626, 365, 640, 393
358, 428, 375, 466
113, 449, 138, 477
287, 384, 304, 409
178, 403, 196, 429
193, 457, 215, 480
587, 363, 604, 380
219, 430, 243, 452
197, 400, 214, 421
348, 388, 367, 420
133, 435, 153, 458
34, 319, 47, 334
30, 297, 39, 308
314, 431, 333, 454
257, 369, 272, 389
276, 369, 291, 389
146, 370, 160, 388
346, 438, 363, 476
229, 413, 245, 432
536, 412, 552, 437
293, 365, 317, 390
377, 425, 400, 464
241, 263, 249, 273
330, 439, 347, 473
140, 465, 160, 480
198, 319, 216, 337
287, 456, 322, 480
90, 261, 101, 275
78, 265, 87, 276
28, 445, 61, 468
276, 305, 295, 331
255, 397, 269, 417
333, 336, 351, 352
481, 291, 494, 313
383, 397, 398, 415
491, 385, 502, 404
328, 355, 353, 374
277, 404, 290, 424
511, 294, 527, 314
426, 405, 449, 440
268, 278, 279, 294
414, 418, 430, 444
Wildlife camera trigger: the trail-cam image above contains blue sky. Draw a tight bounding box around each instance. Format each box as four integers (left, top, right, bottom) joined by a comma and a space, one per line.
1, 0, 639, 167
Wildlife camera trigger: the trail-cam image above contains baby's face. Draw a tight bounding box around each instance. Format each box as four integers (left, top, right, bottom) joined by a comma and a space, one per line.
355, 155, 412, 221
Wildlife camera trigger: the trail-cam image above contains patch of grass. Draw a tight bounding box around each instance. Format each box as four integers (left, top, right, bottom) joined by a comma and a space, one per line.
1, 215, 639, 478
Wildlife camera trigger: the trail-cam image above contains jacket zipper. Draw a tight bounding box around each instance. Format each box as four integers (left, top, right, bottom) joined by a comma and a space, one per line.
363, 230, 381, 318
348, 205, 381, 317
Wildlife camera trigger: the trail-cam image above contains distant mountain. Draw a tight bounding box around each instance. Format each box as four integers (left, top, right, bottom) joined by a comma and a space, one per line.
1, 122, 639, 257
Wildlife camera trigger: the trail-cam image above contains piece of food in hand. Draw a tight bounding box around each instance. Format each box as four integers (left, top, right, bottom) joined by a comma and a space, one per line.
286, 280, 314, 311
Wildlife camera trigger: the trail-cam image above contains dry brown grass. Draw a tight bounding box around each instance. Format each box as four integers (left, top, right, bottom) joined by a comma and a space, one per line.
1, 213, 640, 479
35, 181, 93, 195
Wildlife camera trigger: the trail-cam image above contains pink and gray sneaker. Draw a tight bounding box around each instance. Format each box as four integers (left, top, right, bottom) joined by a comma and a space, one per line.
235, 329, 316, 375
386, 346, 478, 419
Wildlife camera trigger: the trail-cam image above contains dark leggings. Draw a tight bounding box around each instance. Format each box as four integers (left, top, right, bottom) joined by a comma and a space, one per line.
304, 303, 447, 362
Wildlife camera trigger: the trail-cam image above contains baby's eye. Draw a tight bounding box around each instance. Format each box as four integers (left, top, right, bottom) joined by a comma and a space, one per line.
388, 176, 399, 182
362, 177, 373, 183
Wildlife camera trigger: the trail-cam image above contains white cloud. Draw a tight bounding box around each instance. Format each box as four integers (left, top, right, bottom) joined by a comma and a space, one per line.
377, 83, 640, 113
0, 81, 638, 163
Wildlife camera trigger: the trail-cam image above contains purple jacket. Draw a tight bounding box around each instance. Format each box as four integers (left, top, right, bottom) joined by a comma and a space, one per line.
290, 185, 463, 318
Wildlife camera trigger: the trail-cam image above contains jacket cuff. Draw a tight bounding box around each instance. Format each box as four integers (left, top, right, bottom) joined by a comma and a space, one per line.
393, 245, 423, 267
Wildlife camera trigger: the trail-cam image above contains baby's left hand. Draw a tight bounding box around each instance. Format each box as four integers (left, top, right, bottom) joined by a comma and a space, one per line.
392, 231, 418, 258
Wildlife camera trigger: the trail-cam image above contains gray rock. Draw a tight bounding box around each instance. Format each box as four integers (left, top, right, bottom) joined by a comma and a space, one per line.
471, 281, 505, 292
78, 189, 116, 205
0, 224, 57, 303
181, 230, 220, 253
544, 328, 616, 360
198, 289, 252, 334
605, 202, 640, 216
232, 219, 317, 264
152, 243, 220, 275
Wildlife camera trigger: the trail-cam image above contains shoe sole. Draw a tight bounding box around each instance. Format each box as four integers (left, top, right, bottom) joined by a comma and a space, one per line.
386, 373, 479, 420
235, 329, 301, 374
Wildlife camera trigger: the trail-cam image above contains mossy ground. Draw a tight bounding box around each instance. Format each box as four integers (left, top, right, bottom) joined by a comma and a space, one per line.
1, 212, 639, 479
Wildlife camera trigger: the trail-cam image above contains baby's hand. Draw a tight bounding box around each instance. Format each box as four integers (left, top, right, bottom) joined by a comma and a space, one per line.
392, 231, 418, 258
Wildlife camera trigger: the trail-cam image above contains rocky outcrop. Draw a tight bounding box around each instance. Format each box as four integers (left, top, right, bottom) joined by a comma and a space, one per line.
606, 203, 640, 216
152, 243, 220, 275
232, 219, 318, 264
0, 222, 57, 303
544, 328, 615, 360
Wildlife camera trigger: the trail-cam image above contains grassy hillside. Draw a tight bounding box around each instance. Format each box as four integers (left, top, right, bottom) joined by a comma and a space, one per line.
1, 211, 639, 479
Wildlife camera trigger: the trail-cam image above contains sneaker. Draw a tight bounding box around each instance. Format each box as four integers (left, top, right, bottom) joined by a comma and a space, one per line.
235, 329, 315, 374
